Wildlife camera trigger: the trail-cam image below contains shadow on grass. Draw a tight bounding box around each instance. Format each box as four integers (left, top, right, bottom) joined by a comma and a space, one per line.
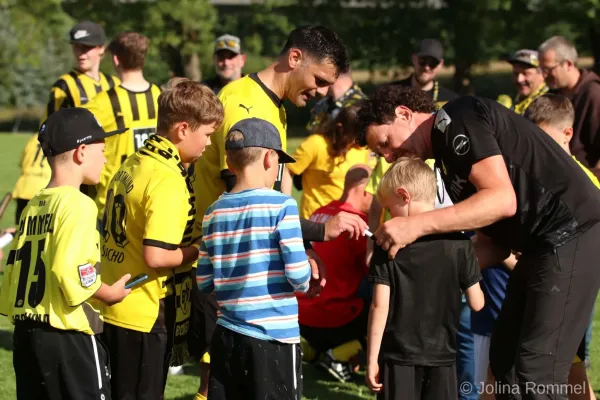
0, 329, 12, 352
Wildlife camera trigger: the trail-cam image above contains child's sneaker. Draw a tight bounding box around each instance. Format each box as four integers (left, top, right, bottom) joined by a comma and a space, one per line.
318, 350, 353, 383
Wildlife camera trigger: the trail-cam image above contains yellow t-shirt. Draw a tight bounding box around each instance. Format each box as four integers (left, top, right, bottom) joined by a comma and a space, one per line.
12, 134, 52, 201
84, 84, 162, 217
0, 186, 103, 335
193, 73, 287, 232
288, 134, 373, 219
101, 135, 195, 334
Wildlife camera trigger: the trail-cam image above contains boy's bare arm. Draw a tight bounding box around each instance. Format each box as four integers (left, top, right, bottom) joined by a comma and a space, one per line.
366, 283, 390, 393
465, 282, 485, 312
93, 273, 131, 305
143, 238, 201, 269
366, 198, 383, 266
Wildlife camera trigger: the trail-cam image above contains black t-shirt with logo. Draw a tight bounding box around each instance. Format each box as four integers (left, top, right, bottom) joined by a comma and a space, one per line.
369, 233, 481, 366
432, 96, 600, 252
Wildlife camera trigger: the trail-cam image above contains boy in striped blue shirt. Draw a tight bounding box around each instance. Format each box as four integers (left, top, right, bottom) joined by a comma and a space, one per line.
197, 118, 311, 400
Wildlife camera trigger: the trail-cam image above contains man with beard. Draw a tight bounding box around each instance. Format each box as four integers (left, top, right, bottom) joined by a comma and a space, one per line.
391, 38, 458, 109
497, 49, 548, 115
357, 85, 600, 400
538, 36, 600, 170
202, 34, 246, 94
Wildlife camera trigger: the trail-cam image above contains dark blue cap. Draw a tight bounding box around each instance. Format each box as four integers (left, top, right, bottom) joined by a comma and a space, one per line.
226, 118, 296, 164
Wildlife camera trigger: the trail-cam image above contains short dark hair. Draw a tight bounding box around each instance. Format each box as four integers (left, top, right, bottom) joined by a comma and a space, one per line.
356, 85, 436, 146
524, 94, 574, 129
108, 31, 149, 70
281, 25, 349, 75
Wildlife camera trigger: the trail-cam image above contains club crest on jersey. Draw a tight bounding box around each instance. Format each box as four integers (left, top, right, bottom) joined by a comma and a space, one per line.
78, 263, 97, 288
434, 109, 452, 133
452, 134, 470, 156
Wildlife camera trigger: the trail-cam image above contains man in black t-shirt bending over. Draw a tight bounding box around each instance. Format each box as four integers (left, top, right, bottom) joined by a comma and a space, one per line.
357, 85, 600, 399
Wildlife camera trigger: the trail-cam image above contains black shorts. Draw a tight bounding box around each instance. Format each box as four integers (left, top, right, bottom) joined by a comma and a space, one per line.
208, 325, 303, 400
377, 360, 457, 400
299, 301, 368, 355
490, 222, 600, 399
13, 320, 111, 400
187, 275, 218, 361
15, 198, 28, 224
101, 323, 170, 400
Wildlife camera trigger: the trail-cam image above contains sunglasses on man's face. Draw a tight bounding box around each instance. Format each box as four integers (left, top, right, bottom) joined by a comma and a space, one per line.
418, 57, 440, 69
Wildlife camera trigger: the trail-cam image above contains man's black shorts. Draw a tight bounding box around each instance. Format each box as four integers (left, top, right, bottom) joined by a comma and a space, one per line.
187, 275, 218, 361
13, 320, 111, 400
101, 323, 169, 400
378, 360, 457, 400
208, 325, 303, 400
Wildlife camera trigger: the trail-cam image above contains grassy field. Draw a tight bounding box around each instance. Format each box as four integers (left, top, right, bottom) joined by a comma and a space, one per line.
0, 133, 599, 399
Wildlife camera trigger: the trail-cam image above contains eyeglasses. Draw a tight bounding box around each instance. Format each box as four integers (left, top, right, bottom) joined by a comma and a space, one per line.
540, 62, 563, 75
418, 57, 440, 69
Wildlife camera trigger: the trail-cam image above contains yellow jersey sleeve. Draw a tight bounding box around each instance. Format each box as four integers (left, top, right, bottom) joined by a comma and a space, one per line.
143, 175, 189, 249
53, 197, 102, 306
573, 156, 600, 189
288, 134, 322, 176
216, 92, 265, 171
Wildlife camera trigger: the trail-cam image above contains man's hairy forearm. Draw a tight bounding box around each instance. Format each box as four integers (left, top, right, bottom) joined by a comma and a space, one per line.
417, 188, 516, 236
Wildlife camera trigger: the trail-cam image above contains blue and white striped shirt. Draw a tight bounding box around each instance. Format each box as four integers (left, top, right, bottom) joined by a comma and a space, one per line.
197, 189, 311, 343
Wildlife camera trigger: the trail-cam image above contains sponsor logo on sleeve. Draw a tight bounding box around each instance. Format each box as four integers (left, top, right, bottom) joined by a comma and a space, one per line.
78, 263, 97, 288
452, 134, 470, 156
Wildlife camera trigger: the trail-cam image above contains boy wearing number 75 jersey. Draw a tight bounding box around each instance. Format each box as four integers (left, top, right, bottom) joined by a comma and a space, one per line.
0, 108, 133, 400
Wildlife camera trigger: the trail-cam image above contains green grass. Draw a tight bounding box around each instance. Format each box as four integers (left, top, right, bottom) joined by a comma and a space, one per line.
1, 133, 600, 399
0, 133, 374, 400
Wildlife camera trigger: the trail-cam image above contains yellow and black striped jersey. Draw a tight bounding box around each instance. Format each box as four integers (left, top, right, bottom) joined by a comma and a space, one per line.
12, 134, 52, 201
0, 186, 103, 335
43, 69, 120, 122
83, 83, 161, 217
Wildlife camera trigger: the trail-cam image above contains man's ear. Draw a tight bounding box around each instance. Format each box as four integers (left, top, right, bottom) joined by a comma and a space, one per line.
395, 187, 411, 205
112, 55, 119, 68
288, 48, 303, 69
394, 105, 412, 123
563, 127, 574, 145
437, 59, 445, 70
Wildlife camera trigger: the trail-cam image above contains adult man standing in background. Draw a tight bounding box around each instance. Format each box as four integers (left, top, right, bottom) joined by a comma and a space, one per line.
538, 36, 600, 169
497, 49, 548, 115
390, 38, 458, 109
201, 34, 246, 94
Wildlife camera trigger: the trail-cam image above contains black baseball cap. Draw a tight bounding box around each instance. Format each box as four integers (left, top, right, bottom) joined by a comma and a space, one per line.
38, 108, 126, 157
225, 118, 296, 163
415, 39, 444, 62
69, 21, 106, 47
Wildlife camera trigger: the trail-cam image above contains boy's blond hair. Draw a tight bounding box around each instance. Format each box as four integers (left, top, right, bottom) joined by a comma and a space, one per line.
377, 157, 436, 204
524, 94, 574, 131
225, 130, 263, 170
157, 77, 224, 134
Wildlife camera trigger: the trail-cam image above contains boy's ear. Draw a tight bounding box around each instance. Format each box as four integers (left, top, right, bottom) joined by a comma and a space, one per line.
263, 149, 274, 170
73, 145, 85, 165
395, 187, 411, 205
176, 121, 189, 142
563, 127, 574, 145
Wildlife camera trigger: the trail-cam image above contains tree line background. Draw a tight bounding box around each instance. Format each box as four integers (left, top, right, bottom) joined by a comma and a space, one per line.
3, 0, 600, 133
